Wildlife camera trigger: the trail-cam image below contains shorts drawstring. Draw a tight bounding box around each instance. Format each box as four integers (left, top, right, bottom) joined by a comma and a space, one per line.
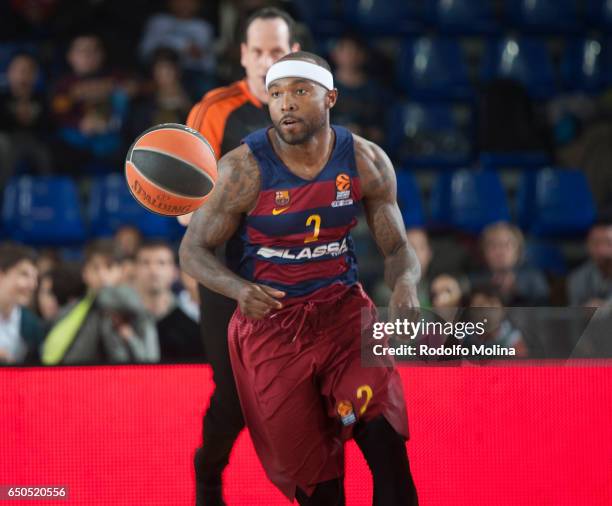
267, 284, 355, 343
272, 301, 317, 343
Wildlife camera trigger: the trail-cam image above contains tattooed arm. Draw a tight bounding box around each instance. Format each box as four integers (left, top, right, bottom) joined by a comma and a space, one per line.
179, 144, 285, 318
354, 135, 421, 314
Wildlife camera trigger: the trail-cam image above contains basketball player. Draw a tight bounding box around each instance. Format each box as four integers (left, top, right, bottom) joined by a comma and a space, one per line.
180, 52, 420, 505
179, 8, 299, 506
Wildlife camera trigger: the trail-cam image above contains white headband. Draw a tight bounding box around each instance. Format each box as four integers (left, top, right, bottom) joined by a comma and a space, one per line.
265, 60, 334, 91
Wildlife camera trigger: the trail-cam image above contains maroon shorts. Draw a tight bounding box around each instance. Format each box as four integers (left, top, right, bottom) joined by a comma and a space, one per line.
228, 282, 409, 500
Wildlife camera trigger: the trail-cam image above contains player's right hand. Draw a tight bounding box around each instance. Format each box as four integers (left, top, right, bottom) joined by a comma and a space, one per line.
238, 283, 285, 319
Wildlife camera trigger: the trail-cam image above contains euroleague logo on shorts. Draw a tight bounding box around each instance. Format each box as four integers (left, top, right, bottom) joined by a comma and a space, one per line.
337, 400, 357, 426
332, 172, 353, 208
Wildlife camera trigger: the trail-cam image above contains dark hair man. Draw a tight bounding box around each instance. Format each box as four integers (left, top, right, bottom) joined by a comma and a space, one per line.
0, 242, 42, 364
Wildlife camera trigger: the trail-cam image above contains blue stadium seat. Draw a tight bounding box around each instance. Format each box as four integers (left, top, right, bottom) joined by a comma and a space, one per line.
396, 37, 472, 100
430, 170, 510, 233
586, 0, 612, 31
524, 241, 568, 275
480, 152, 550, 171
517, 168, 596, 237
343, 0, 422, 35
387, 102, 474, 169
560, 38, 606, 93
505, 0, 582, 33
481, 37, 556, 99
425, 0, 499, 34
396, 170, 425, 228
88, 174, 182, 239
1, 176, 86, 246
293, 0, 346, 36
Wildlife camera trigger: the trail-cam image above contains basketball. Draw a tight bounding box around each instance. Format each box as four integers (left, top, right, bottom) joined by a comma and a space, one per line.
125, 123, 217, 216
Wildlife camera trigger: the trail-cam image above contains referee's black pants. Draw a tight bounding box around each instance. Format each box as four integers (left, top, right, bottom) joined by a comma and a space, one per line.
194, 284, 244, 504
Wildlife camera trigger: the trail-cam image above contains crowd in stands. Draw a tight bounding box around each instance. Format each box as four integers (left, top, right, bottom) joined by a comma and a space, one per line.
0, 233, 202, 365
2, 0, 612, 364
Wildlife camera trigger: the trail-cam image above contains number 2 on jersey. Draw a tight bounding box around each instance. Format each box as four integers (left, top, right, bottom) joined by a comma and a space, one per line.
304, 214, 321, 243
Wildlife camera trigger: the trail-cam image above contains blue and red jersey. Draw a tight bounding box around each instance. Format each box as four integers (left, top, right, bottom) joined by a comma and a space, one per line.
235, 125, 361, 298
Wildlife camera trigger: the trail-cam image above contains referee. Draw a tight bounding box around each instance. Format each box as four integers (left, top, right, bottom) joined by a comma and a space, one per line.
179, 8, 299, 506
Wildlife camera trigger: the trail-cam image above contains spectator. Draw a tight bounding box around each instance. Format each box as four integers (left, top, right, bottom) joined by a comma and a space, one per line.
51, 33, 132, 174
470, 222, 549, 306
36, 263, 86, 333
0, 53, 52, 187
430, 273, 463, 309
41, 239, 159, 364
133, 240, 177, 319
416, 273, 464, 353
133, 240, 203, 361
80, 239, 123, 292
464, 284, 528, 357
114, 224, 143, 258
36, 273, 58, 326
35, 248, 60, 276
0, 242, 43, 364
113, 225, 143, 285
568, 219, 612, 306
123, 48, 191, 146
139, 0, 216, 97
329, 34, 389, 144
118, 254, 137, 286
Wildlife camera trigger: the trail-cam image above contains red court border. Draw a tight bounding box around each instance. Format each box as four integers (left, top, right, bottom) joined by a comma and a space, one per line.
1, 364, 611, 505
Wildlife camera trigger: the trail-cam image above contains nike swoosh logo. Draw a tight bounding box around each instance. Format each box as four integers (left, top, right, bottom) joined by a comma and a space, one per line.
272, 207, 290, 215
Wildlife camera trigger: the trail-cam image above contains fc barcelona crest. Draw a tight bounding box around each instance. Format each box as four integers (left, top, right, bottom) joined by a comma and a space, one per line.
275, 190, 290, 206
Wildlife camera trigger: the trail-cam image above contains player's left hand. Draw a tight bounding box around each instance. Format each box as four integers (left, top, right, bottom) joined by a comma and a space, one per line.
388, 280, 420, 323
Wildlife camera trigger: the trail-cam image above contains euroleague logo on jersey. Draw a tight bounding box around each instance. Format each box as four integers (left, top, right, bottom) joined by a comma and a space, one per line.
336, 173, 351, 192
332, 173, 353, 208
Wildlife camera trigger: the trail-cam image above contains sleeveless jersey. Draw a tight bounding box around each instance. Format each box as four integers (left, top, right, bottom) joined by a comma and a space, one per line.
237, 125, 362, 298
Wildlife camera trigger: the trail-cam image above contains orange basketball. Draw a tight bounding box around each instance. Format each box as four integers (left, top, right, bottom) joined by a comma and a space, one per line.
125, 123, 217, 216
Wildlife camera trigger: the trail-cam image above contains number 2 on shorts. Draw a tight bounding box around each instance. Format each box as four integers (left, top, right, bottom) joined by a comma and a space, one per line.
357, 385, 373, 415
304, 214, 321, 243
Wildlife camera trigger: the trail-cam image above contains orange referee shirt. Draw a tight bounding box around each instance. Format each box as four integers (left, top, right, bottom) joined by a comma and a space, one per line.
186, 79, 270, 159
